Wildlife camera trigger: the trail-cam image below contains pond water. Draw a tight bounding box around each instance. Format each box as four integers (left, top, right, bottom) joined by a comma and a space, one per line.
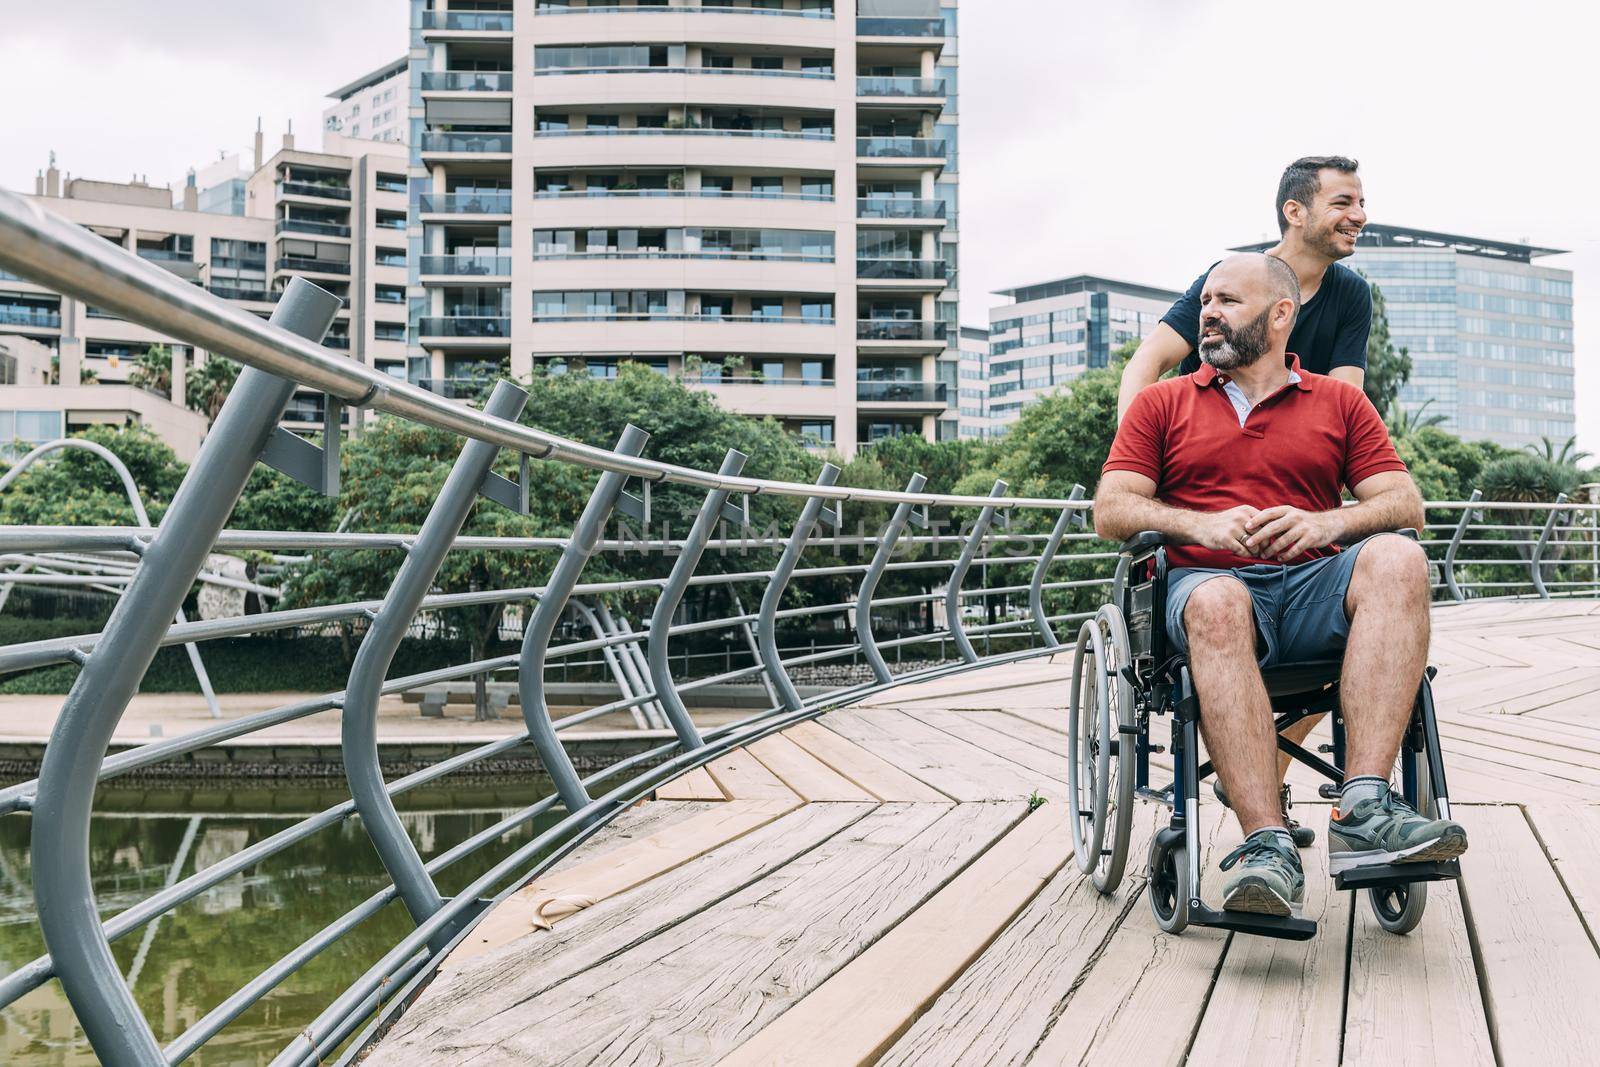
0, 776, 559, 1065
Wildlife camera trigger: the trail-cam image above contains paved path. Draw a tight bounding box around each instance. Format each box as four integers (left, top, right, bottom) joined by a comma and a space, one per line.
369, 599, 1600, 1066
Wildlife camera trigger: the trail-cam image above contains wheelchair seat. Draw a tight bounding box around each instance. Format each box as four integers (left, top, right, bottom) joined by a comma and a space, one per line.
1261, 659, 1343, 697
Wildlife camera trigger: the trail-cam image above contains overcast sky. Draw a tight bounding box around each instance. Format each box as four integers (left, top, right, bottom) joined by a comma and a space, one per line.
3, 1, 1595, 452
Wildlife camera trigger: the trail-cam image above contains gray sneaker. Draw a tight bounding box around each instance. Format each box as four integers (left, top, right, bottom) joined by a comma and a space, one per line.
1327, 790, 1468, 875
1220, 829, 1306, 916
1212, 780, 1316, 848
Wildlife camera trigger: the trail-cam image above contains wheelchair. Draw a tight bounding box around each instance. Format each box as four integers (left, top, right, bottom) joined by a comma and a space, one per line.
1066, 531, 1460, 941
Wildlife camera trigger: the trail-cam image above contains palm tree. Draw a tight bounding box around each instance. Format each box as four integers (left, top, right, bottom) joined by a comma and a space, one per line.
128, 345, 172, 399
185, 357, 240, 422
1384, 398, 1447, 440
1524, 435, 1592, 468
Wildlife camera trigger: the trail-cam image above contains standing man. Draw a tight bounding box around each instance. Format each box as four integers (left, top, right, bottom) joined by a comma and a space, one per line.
1117, 156, 1374, 847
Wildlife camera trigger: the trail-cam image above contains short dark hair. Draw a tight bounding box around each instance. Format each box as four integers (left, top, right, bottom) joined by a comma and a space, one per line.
1276, 156, 1359, 234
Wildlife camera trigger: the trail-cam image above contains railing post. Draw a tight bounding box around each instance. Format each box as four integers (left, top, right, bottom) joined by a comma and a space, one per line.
647, 449, 748, 748
1442, 489, 1481, 602
1531, 492, 1569, 600
757, 463, 840, 712
568, 600, 650, 729
29, 277, 341, 1067
520, 424, 649, 816
946, 480, 1007, 664
341, 380, 528, 939
1029, 484, 1086, 647
857, 473, 927, 684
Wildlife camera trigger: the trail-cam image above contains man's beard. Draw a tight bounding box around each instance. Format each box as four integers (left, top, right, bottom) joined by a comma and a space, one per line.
1199, 306, 1273, 371
1306, 217, 1354, 260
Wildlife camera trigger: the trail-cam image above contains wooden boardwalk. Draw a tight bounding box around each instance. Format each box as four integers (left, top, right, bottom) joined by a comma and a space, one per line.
368, 600, 1600, 1066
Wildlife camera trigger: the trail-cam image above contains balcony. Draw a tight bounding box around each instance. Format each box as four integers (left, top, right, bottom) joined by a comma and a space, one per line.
856, 381, 947, 404
419, 132, 514, 154
419, 253, 512, 277
417, 377, 497, 401
421, 10, 513, 31
275, 256, 351, 275
419, 70, 513, 92
276, 218, 351, 238
324, 334, 351, 351
419, 192, 514, 215
535, 65, 834, 80
856, 320, 946, 342
856, 16, 945, 37
536, 187, 834, 203
857, 259, 946, 281
278, 180, 351, 201
207, 285, 277, 303
857, 137, 945, 161
536, 2, 833, 17
535, 127, 832, 141
0, 308, 61, 329
691, 375, 834, 388
856, 76, 944, 98
534, 313, 834, 326
417, 316, 511, 338
856, 198, 946, 221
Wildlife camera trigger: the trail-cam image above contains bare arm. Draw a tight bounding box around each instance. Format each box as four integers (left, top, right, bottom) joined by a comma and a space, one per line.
1328, 365, 1366, 390
1241, 471, 1423, 561
1116, 323, 1192, 422
1094, 470, 1261, 552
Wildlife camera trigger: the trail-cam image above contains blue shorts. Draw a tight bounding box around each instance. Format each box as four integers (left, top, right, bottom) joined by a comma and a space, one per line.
1164, 535, 1394, 667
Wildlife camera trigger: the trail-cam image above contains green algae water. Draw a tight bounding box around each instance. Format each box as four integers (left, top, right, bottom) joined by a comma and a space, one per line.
0, 777, 559, 1064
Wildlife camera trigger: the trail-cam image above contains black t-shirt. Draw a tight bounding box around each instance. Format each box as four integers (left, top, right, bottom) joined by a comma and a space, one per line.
1164, 260, 1372, 376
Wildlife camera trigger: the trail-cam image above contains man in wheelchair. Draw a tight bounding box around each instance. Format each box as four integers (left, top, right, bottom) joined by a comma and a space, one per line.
1094, 252, 1468, 919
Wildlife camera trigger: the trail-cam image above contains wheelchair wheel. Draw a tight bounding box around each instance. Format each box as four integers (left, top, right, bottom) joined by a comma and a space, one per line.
1091, 605, 1137, 894
1066, 620, 1111, 875
1369, 735, 1434, 935
1148, 835, 1190, 934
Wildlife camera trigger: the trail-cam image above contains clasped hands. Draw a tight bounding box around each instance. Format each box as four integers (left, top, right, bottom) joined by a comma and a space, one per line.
1195, 504, 1341, 562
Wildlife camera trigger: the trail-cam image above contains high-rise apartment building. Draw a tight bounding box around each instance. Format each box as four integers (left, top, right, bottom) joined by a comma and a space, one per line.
956, 323, 988, 438
325, 58, 411, 145
406, 0, 958, 455
1236, 224, 1576, 449
985, 274, 1178, 436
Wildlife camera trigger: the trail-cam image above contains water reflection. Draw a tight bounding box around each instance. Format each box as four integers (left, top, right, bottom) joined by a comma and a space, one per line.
0, 776, 558, 1065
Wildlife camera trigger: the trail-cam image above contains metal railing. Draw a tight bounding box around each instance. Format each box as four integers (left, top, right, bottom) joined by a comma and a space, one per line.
856, 15, 945, 37
420, 10, 513, 31
277, 180, 351, 201
535, 64, 834, 79
535, 187, 835, 201
536, 2, 835, 16
418, 70, 513, 91
533, 126, 834, 140
857, 318, 946, 341
856, 76, 945, 97
275, 217, 351, 237
0, 186, 1595, 1065
418, 253, 513, 276
416, 315, 511, 338
857, 380, 947, 404
418, 191, 514, 214
857, 196, 947, 219
857, 257, 947, 280
418, 131, 514, 153
857, 136, 947, 159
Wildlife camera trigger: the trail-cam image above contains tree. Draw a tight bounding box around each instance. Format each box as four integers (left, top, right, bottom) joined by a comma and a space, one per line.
186, 357, 240, 421
128, 344, 172, 399
0, 424, 185, 526
48, 355, 98, 385
1525, 435, 1592, 469
1361, 278, 1412, 418
992, 362, 1123, 500
1384, 397, 1447, 440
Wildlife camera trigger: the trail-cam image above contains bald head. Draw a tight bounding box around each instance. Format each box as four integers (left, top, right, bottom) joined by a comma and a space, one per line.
1197, 254, 1301, 372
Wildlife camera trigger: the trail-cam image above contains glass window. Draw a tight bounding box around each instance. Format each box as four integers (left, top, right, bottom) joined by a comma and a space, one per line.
801, 299, 833, 320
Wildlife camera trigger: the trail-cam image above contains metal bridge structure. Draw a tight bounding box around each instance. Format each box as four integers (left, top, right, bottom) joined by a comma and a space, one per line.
0, 188, 1597, 1065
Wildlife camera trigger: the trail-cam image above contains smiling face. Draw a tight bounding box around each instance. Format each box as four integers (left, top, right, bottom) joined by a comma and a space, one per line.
1198, 255, 1298, 371
1293, 169, 1367, 259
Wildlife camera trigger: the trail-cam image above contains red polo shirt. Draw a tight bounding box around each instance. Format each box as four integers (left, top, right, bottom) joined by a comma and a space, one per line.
1102, 354, 1409, 570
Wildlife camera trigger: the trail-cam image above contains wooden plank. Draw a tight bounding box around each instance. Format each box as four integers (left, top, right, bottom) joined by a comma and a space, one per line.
746, 733, 875, 802
386, 803, 1026, 1066
716, 803, 1072, 1067
375, 802, 876, 1059
1186, 806, 1347, 1066
821, 708, 1049, 802
877, 809, 1159, 1067
1458, 805, 1600, 1063
437, 797, 800, 974
702, 746, 798, 802
1343, 867, 1495, 1065
1524, 804, 1600, 945
782, 719, 952, 803
902, 707, 1069, 791
657, 765, 725, 801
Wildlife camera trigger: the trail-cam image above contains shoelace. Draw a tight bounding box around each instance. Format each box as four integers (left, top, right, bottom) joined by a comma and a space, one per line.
1219, 832, 1289, 872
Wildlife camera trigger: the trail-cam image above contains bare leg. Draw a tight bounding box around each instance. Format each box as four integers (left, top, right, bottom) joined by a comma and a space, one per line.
1340, 535, 1432, 779
1184, 577, 1280, 836
1277, 713, 1323, 779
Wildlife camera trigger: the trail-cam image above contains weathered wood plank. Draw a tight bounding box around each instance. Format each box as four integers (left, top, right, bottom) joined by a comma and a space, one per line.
716, 803, 1071, 1067
1524, 804, 1600, 945
1458, 805, 1600, 1064
373, 802, 876, 1059
877, 809, 1159, 1067
901, 707, 1069, 791
380, 802, 1026, 1066
820, 707, 1049, 801
702, 746, 797, 802
657, 765, 725, 801
439, 797, 800, 973
745, 733, 876, 802
782, 719, 952, 803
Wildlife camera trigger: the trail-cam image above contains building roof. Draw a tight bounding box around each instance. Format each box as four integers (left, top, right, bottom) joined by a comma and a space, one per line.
959, 324, 989, 339
992, 273, 1182, 305
327, 58, 408, 102
1230, 223, 1567, 263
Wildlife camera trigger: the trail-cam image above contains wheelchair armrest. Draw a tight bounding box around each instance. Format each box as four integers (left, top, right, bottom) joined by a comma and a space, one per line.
1120, 530, 1167, 555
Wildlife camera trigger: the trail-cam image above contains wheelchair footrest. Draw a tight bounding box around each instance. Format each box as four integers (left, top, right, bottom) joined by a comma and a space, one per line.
1332, 859, 1460, 892
1190, 903, 1318, 941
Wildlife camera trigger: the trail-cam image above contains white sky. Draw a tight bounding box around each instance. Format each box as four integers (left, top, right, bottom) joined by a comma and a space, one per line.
3, 0, 1595, 453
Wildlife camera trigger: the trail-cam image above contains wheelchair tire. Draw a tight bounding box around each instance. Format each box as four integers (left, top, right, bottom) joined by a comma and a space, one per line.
1148, 836, 1190, 934
1091, 605, 1137, 894
1066, 620, 1112, 875
1371, 728, 1434, 935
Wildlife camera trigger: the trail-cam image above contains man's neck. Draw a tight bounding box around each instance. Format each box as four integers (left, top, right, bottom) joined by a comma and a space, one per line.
1266, 233, 1335, 299
1221, 350, 1292, 403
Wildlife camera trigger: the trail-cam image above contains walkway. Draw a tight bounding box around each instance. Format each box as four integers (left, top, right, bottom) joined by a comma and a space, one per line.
366, 599, 1600, 1066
